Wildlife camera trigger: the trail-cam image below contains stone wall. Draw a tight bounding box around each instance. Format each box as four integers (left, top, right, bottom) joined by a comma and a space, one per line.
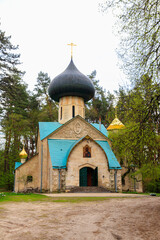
121, 167, 143, 192
15, 155, 39, 192
50, 169, 66, 192
59, 96, 85, 124
109, 170, 122, 192
65, 139, 111, 189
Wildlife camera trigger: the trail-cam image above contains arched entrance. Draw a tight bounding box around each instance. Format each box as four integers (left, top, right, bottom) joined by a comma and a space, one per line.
79, 167, 98, 187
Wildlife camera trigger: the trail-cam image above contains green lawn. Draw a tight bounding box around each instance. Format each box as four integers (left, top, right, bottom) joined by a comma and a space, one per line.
0, 192, 50, 202
123, 191, 160, 196
0, 192, 112, 203
0, 192, 159, 203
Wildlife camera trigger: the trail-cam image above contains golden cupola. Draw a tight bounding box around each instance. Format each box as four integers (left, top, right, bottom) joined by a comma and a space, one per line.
107, 107, 125, 131
19, 146, 28, 163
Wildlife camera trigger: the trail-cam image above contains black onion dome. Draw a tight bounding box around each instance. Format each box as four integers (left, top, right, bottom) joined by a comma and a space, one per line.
48, 59, 95, 102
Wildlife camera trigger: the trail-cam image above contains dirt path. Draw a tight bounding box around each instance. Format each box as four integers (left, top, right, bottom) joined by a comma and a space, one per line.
0, 197, 159, 240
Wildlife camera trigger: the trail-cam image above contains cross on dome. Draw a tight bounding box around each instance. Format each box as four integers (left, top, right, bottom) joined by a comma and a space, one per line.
67, 42, 76, 58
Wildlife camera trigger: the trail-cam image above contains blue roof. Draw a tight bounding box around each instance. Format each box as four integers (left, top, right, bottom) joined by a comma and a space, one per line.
15, 162, 22, 170
96, 141, 121, 169
91, 123, 108, 137
48, 139, 76, 168
39, 122, 62, 140
48, 138, 121, 169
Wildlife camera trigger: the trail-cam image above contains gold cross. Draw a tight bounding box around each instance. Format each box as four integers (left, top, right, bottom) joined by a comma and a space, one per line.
67, 42, 76, 58
115, 106, 117, 118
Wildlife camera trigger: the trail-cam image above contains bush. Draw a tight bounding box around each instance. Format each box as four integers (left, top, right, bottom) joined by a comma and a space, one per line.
145, 181, 160, 193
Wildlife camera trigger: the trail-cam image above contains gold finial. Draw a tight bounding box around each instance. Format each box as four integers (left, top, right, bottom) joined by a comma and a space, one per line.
115, 106, 117, 118
19, 145, 28, 159
67, 42, 76, 58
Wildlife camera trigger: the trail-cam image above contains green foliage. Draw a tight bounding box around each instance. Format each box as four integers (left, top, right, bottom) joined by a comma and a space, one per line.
109, 75, 160, 191
86, 70, 115, 125
0, 27, 21, 80
101, 0, 160, 82
136, 163, 160, 193
34, 71, 58, 121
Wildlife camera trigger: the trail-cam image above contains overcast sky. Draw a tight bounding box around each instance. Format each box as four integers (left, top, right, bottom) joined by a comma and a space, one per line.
0, 0, 127, 94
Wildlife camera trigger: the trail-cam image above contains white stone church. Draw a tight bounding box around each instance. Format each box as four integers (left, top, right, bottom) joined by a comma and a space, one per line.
14, 56, 124, 193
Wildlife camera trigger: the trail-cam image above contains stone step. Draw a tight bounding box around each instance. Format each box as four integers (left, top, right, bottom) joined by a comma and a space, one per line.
67, 186, 113, 193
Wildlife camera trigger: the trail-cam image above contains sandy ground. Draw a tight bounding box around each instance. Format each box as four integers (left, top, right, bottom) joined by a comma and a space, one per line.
44, 192, 150, 197
0, 196, 160, 240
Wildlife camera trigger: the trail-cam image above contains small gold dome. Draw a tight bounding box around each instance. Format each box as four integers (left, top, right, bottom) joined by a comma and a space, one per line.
107, 117, 125, 130
19, 146, 28, 159
107, 106, 125, 131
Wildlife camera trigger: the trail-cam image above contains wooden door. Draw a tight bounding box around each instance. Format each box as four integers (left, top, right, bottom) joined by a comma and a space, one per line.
80, 167, 87, 186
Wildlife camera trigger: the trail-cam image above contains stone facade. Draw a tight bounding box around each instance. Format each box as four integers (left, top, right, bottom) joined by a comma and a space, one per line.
50, 117, 109, 142
65, 139, 110, 188
15, 116, 122, 193
14, 155, 39, 192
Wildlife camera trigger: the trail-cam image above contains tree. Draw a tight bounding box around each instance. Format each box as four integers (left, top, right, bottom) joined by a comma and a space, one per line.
86, 70, 115, 125
34, 72, 58, 121
0, 27, 22, 99
110, 76, 160, 191
0, 26, 27, 190
101, 0, 160, 82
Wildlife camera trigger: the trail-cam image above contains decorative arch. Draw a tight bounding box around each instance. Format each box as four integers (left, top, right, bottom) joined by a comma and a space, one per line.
79, 163, 96, 170
66, 135, 109, 169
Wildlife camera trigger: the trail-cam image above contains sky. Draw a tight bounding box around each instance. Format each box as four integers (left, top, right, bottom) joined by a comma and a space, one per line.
0, 0, 127, 94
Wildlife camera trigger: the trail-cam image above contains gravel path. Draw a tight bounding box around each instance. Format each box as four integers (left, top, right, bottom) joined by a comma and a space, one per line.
0, 197, 159, 240
43, 192, 150, 197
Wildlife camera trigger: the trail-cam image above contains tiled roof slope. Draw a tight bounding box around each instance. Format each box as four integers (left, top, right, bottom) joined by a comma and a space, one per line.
15, 162, 22, 170
39, 122, 62, 140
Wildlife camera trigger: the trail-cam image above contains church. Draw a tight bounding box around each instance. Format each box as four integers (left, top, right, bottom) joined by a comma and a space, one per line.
14, 50, 123, 193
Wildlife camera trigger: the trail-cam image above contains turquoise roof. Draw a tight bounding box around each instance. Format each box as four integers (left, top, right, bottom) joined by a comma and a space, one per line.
91, 123, 108, 137
15, 162, 22, 169
96, 141, 121, 169
48, 137, 121, 169
48, 139, 76, 168
39, 122, 62, 140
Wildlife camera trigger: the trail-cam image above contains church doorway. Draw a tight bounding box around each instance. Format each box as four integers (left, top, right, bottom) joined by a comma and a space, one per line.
79, 167, 98, 187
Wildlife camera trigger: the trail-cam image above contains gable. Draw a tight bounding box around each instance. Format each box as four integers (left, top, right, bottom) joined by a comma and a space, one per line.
49, 116, 108, 141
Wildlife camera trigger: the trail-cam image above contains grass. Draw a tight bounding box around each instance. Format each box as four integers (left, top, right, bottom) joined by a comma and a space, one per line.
123, 191, 160, 196
0, 192, 50, 203
0, 191, 159, 203
0, 192, 126, 203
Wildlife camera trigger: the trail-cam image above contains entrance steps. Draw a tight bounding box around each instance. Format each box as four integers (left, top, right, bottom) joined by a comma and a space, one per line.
67, 186, 112, 193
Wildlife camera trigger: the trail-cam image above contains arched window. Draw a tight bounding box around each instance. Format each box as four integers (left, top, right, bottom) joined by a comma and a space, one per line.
83, 145, 91, 158
60, 107, 62, 120
72, 105, 75, 118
